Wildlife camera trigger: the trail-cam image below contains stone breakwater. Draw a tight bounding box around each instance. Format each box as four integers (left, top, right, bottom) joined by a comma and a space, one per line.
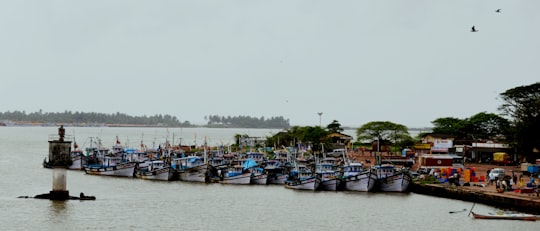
411, 183, 540, 214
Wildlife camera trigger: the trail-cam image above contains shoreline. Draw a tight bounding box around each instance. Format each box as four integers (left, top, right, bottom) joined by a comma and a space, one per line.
348, 151, 540, 214
411, 183, 540, 215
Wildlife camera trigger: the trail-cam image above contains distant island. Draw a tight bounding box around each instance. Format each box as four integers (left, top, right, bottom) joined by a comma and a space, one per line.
0, 110, 291, 129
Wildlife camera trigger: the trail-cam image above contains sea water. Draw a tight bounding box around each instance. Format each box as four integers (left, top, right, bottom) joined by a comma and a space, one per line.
0, 127, 537, 230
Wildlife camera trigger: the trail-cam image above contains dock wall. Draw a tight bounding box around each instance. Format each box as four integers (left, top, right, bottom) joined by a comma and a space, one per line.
411, 183, 540, 214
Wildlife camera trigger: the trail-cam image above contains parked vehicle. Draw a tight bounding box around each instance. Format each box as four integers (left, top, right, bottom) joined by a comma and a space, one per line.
488, 168, 506, 180
493, 152, 513, 165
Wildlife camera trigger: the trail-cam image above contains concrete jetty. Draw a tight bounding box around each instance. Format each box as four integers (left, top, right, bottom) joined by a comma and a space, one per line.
411, 183, 540, 214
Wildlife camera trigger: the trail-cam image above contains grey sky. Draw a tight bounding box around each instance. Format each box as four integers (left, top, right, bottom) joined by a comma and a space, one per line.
1, 1, 539, 128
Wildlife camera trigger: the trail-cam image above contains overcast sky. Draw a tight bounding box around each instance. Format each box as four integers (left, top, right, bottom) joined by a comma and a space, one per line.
1, 1, 538, 128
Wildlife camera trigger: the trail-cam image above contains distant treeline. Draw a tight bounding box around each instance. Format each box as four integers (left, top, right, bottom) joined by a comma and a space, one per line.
0, 110, 291, 129
205, 115, 290, 129
0, 110, 191, 127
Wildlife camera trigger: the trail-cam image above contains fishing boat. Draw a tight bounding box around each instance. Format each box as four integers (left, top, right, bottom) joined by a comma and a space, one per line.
285, 168, 316, 190
285, 159, 316, 190
315, 158, 340, 191
264, 159, 288, 185
135, 160, 173, 181
240, 158, 267, 184
214, 165, 252, 185
339, 162, 378, 192
315, 168, 339, 191
171, 155, 208, 183
471, 211, 537, 221
373, 164, 412, 192
84, 156, 137, 177
67, 150, 87, 170
250, 167, 268, 185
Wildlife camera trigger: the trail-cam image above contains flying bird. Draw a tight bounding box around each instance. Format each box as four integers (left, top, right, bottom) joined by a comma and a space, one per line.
471, 25, 478, 32
495, 9, 501, 13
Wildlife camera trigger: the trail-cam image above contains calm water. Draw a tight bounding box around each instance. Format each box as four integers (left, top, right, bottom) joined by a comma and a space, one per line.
0, 127, 537, 230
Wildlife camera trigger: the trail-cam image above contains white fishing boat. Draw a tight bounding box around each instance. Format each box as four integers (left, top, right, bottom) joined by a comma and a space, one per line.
67, 150, 86, 170
250, 167, 268, 185
214, 165, 252, 185
373, 164, 412, 192
315, 169, 339, 191
339, 162, 377, 192
84, 156, 136, 177
265, 159, 287, 185
315, 160, 339, 191
285, 168, 316, 190
171, 156, 209, 183
285, 159, 316, 190
135, 160, 172, 181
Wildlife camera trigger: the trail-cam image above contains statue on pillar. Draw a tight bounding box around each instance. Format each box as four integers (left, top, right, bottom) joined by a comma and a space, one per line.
58, 125, 65, 141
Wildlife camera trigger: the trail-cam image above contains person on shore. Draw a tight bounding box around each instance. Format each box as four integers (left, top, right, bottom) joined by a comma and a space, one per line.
496, 179, 504, 193
509, 178, 515, 190
487, 169, 491, 185
489, 173, 495, 186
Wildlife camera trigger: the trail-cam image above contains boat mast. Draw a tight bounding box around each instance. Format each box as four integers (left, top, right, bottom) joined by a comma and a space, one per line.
203, 136, 207, 164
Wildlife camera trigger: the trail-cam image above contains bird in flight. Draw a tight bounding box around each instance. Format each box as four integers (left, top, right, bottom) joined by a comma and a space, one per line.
471, 25, 478, 32
495, 9, 501, 13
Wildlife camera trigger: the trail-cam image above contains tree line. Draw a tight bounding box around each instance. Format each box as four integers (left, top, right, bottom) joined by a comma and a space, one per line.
265, 82, 540, 163
0, 110, 191, 127
0, 110, 292, 129
205, 115, 290, 129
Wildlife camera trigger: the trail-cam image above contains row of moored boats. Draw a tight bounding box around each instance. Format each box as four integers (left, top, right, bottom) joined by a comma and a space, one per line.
43, 137, 412, 192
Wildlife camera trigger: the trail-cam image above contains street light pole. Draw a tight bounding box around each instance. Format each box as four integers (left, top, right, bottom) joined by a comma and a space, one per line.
317, 112, 323, 127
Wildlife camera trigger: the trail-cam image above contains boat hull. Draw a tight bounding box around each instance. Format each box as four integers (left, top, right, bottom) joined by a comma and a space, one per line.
285, 177, 316, 190
218, 173, 252, 185
251, 173, 268, 185
342, 172, 378, 192
267, 173, 287, 185
178, 165, 208, 183
135, 167, 172, 181
84, 162, 136, 177
377, 172, 411, 192
471, 212, 537, 221
68, 156, 85, 170
316, 178, 338, 191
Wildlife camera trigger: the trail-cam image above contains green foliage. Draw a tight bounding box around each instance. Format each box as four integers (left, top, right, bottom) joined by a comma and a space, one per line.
466, 112, 510, 141
205, 115, 290, 129
431, 113, 510, 141
326, 120, 344, 133
355, 121, 413, 152
499, 82, 540, 161
0, 110, 190, 127
265, 126, 330, 152
431, 117, 467, 138
414, 175, 438, 185
356, 121, 410, 143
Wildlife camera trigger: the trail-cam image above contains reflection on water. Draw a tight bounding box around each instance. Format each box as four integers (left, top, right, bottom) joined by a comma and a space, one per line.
49, 200, 68, 217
